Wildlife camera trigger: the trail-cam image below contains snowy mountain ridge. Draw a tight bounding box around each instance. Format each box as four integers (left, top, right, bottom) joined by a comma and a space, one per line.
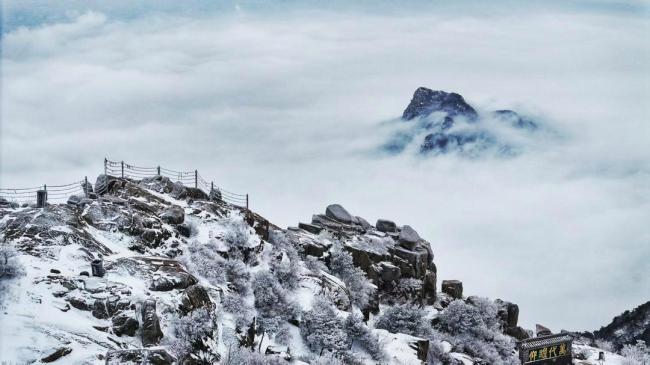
0, 173, 647, 364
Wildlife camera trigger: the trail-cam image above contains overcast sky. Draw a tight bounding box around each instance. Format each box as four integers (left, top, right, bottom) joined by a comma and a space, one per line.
1, 0, 649, 331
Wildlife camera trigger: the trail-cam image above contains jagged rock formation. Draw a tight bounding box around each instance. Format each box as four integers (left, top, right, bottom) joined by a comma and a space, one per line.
386, 87, 539, 155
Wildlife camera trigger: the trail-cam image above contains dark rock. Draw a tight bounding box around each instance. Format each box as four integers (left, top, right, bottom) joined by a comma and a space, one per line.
105, 349, 175, 365
506, 302, 519, 329
182, 187, 209, 201
303, 242, 326, 257
179, 285, 212, 314
441, 280, 463, 299
536, 324, 552, 337
265, 345, 291, 360
423, 271, 437, 304
298, 222, 322, 234
91, 259, 105, 277
354, 216, 372, 230
160, 205, 184, 225
407, 337, 430, 362
403, 87, 477, 121
112, 313, 139, 337
376, 219, 397, 233
593, 300, 650, 350
506, 326, 531, 340
50, 269, 61, 274
149, 266, 197, 291
177, 223, 192, 238
69, 297, 90, 311
399, 225, 420, 249
378, 262, 401, 282
325, 204, 353, 224
392, 246, 429, 279
141, 298, 163, 346
92, 299, 111, 319
41, 347, 72, 363
79, 271, 89, 277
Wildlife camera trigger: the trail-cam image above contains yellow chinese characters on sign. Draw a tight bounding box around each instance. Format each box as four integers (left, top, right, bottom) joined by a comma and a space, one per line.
525, 342, 570, 363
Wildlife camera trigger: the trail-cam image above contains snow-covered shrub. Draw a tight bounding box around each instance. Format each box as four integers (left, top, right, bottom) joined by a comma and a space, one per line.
426, 334, 455, 365
222, 292, 255, 329
344, 311, 385, 361
252, 270, 297, 321
224, 259, 250, 295
375, 304, 431, 337
221, 346, 289, 365
437, 300, 485, 336
594, 339, 615, 352
181, 240, 226, 286
304, 255, 328, 273
222, 214, 254, 250
0, 244, 22, 279
301, 296, 349, 356
435, 300, 518, 364
329, 247, 375, 309
168, 308, 219, 363
621, 340, 650, 365
270, 249, 301, 290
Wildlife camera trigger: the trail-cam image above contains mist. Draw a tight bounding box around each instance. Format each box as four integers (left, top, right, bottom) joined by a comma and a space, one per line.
1, 2, 649, 331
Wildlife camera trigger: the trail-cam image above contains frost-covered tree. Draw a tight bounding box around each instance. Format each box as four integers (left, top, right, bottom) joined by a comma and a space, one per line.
222, 292, 255, 330
621, 340, 650, 365
167, 308, 220, 364
344, 311, 385, 361
222, 346, 289, 365
270, 250, 301, 291
375, 304, 431, 337
0, 244, 22, 279
252, 271, 296, 320
222, 215, 255, 249
329, 248, 375, 309
224, 259, 251, 295
435, 300, 518, 364
301, 296, 349, 356
180, 240, 226, 286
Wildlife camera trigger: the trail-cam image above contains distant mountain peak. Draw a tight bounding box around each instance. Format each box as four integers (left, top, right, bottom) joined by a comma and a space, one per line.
402, 87, 478, 121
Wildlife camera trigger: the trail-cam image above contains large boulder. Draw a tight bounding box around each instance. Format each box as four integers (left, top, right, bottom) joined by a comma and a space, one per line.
160, 205, 184, 225
399, 225, 421, 249
140, 299, 163, 346
376, 219, 397, 233
423, 271, 437, 304
441, 280, 463, 299
325, 204, 353, 224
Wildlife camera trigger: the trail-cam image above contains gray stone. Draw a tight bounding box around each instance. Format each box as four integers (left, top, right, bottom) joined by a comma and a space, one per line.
506, 326, 531, 340
325, 204, 353, 224
441, 280, 463, 299
376, 219, 397, 233
536, 324, 552, 337
160, 205, 184, 225
378, 262, 401, 282
354, 216, 372, 230
179, 285, 212, 314
141, 299, 163, 346
177, 223, 192, 238
399, 225, 421, 249
423, 271, 437, 304
298, 222, 322, 234
41, 347, 72, 363
112, 313, 139, 337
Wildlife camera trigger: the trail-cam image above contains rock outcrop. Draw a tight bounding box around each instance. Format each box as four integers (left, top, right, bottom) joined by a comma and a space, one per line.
141, 298, 163, 346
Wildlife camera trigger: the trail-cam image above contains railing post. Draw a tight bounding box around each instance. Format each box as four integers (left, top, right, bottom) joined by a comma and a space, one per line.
211, 182, 214, 191
195, 170, 198, 189
246, 194, 249, 210
84, 176, 88, 197
157, 166, 161, 176
104, 158, 107, 175
121, 161, 124, 178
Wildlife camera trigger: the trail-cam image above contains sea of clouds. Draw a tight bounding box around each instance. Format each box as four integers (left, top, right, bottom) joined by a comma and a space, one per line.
1, 0, 649, 331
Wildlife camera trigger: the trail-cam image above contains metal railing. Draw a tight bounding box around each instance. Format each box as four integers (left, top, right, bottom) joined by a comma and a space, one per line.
104, 158, 249, 209
0, 158, 249, 209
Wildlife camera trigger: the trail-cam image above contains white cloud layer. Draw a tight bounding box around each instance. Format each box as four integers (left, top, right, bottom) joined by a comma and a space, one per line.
1, 3, 649, 331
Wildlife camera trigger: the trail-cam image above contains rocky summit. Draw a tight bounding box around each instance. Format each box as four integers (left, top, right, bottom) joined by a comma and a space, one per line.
0, 174, 642, 364
386, 87, 540, 156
